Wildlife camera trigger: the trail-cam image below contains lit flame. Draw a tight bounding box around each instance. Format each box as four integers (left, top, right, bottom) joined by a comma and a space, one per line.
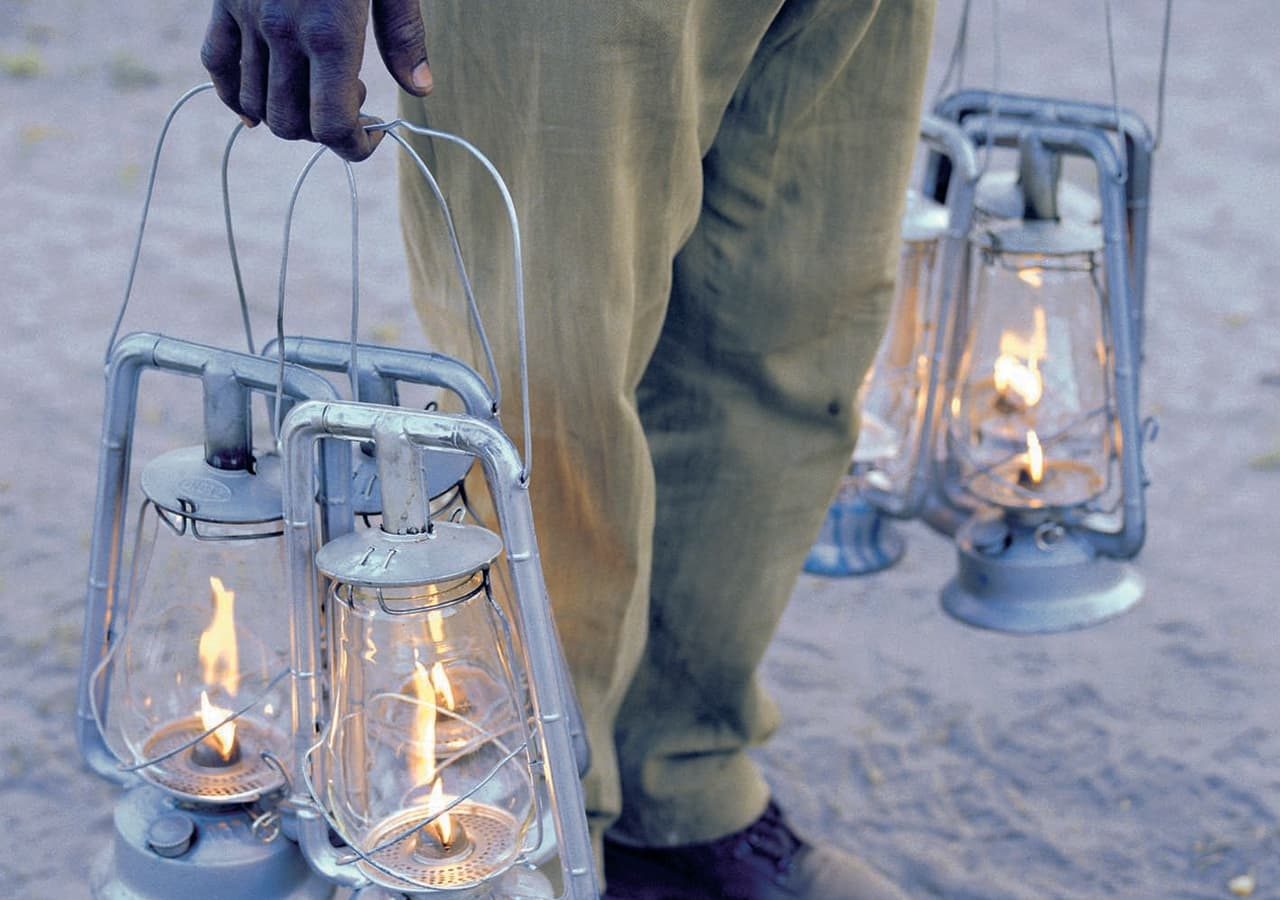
200, 576, 240, 697
431, 662, 456, 711
1026, 430, 1045, 485
410, 662, 438, 786
199, 690, 237, 760
1018, 266, 1045, 288
427, 610, 446, 643
427, 779, 454, 847
993, 355, 1043, 407
410, 662, 456, 847
993, 307, 1047, 408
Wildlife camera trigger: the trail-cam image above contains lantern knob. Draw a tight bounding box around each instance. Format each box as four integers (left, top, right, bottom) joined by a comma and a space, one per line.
146, 812, 196, 859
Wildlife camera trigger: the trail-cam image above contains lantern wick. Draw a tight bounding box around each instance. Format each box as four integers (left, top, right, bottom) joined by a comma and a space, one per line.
412, 816, 472, 861
191, 728, 242, 768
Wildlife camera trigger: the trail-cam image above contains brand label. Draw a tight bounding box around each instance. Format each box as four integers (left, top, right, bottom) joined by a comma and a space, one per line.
178, 477, 233, 502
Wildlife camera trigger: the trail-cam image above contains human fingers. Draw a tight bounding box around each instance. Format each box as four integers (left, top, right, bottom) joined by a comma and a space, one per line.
310, 61, 381, 162
371, 0, 432, 96
265, 38, 312, 140
201, 5, 254, 126
238, 23, 270, 125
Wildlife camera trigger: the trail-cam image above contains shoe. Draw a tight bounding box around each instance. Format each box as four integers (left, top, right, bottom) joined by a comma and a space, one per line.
602, 800, 908, 899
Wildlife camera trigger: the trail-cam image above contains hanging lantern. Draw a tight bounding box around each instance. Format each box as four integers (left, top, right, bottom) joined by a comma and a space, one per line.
935, 118, 1148, 633
281, 401, 597, 898
806, 115, 978, 576
79, 333, 345, 899
264, 337, 591, 828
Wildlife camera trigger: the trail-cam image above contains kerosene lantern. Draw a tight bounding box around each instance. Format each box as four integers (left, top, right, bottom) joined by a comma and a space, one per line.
935, 117, 1148, 632
806, 115, 978, 576
79, 333, 347, 898
280, 401, 597, 898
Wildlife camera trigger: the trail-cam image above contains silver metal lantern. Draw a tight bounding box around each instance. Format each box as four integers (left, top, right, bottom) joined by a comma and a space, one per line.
932, 115, 1149, 633
79, 334, 346, 899
281, 401, 597, 898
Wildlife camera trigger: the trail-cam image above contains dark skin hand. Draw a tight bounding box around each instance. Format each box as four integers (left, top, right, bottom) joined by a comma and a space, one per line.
201, 0, 433, 161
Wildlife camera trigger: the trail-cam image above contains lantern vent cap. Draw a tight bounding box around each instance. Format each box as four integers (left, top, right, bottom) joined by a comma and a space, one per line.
139, 446, 283, 525
974, 170, 1101, 224
316, 520, 503, 588
974, 218, 1103, 257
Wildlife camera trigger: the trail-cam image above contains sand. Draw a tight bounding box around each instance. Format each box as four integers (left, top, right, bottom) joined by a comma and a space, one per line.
1, 1, 1277, 897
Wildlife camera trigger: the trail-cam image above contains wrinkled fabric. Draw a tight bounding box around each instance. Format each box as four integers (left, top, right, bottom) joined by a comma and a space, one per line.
398, 0, 934, 862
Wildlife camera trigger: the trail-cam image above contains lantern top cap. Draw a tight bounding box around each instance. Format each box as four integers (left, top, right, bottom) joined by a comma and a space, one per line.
901, 190, 949, 243
139, 446, 283, 525
974, 218, 1103, 257
316, 519, 503, 588
974, 170, 1101, 224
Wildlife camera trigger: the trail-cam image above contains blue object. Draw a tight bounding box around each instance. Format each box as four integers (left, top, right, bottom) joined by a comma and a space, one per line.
804, 482, 905, 577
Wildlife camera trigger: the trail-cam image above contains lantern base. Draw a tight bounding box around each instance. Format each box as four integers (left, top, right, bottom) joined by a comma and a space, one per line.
90, 784, 333, 900
941, 512, 1143, 633
804, 487, 905, 577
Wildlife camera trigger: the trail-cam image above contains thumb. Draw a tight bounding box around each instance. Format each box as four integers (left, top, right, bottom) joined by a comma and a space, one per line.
371, 0, 432, 96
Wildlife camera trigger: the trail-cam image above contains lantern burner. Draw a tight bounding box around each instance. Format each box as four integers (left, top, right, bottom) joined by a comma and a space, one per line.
358, 802, 520, 892
140, 716, 286, 804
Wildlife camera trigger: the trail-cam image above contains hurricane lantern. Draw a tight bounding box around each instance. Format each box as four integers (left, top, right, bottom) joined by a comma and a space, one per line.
79, 333, 345, 899
936, 119, 1148, 633
281, 401, 597, 899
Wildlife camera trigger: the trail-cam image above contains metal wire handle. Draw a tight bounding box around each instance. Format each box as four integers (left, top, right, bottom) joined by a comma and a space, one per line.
935, 0, 1175, 160
221, 122, 256, 353
271, 145, 364, 441
1103, 0, 1176, 154
105, 83, 261, 362
270, 119, 532, 480
372, 120, 533, 483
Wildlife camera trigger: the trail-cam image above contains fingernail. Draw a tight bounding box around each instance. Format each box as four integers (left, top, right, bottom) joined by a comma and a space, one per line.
411, 61, 433, 94
239, 115, 257, 128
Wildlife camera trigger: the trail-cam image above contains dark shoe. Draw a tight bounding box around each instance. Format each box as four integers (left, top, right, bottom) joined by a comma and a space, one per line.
602, 800, 908, 899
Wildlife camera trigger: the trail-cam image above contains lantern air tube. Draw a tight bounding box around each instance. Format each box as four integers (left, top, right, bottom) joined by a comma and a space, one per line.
202, 366, 253, 471
1017, 135, 1061, 221
374, 419, 431, 536
260, 336, 500, 427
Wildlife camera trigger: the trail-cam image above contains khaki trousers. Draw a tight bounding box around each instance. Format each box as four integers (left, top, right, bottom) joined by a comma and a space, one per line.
399, 0, 934, 852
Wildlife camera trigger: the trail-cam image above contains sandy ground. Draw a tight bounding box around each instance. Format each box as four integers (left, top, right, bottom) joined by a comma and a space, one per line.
1, 1, 1278, 898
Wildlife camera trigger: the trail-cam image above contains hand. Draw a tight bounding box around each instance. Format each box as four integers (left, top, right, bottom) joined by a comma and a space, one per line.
201, 0, 433, 161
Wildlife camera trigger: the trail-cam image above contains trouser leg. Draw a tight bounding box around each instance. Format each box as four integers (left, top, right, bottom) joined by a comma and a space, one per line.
398, 0, 783, 846
399, 0, 934, 858
611, 0, 936, 846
